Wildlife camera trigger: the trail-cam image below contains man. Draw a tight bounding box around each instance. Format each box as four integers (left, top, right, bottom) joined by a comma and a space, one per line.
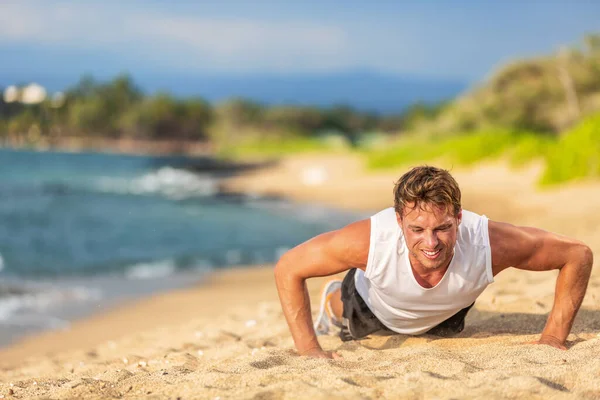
274, 166, 593, 359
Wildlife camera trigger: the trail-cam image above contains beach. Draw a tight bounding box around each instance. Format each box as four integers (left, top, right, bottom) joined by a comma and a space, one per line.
1, 154, 599, 399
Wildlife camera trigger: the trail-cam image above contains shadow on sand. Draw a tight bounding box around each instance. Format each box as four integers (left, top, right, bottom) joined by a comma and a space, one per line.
339, 308, 600, 351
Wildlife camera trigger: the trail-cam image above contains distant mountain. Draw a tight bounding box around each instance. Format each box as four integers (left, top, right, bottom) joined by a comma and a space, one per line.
137, 71, 467, 114
0, 70, 467, 114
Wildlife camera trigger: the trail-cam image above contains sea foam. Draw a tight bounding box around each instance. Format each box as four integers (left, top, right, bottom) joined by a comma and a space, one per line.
125, 259, 177, 280
96, 167, 218, 199
0, 281, 102, 323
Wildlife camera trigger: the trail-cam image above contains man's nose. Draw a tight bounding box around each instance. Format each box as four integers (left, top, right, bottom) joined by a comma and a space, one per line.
424, 232, 439, 248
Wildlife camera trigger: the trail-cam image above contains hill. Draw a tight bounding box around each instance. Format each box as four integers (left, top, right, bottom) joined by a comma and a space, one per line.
421, 34, 600, 134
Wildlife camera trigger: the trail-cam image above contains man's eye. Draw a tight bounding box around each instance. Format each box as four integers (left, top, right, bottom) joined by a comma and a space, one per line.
412, 229, 423, 233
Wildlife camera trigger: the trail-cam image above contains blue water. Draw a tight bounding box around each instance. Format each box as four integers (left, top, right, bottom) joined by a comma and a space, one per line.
0, 148, 362, 346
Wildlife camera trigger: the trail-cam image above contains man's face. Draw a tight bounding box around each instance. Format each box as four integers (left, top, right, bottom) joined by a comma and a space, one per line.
396, 202, 462, 272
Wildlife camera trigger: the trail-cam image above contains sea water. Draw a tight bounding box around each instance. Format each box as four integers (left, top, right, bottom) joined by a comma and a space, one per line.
0, 149, 364, 346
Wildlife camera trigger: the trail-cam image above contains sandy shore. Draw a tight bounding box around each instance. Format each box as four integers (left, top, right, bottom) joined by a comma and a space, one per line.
1, 154, 599, 399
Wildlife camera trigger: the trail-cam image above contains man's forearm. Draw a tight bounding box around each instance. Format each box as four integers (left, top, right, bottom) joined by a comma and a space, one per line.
274, 265, 321, 354
543, 248, 593, 342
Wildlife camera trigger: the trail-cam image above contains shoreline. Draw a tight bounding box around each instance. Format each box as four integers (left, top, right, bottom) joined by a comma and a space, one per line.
1, 152, 599, 398
0, 137, 214, 157
0, 148, 358, 362
0, 265, 279, 368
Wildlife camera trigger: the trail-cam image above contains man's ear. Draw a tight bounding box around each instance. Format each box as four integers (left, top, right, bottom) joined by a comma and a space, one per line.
457, 209, 463, 226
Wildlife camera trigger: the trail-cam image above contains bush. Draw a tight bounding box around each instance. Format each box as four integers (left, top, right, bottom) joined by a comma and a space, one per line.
365, 130, 549, 170
217, 136, 333, 159
366, 114, 600, 187
541, 114, 600, 184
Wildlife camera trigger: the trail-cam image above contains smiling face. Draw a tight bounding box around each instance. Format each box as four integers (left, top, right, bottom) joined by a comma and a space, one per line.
397, 202, 462, 273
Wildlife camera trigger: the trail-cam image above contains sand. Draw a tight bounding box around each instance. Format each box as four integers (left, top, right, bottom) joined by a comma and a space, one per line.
1, 154, 599, 399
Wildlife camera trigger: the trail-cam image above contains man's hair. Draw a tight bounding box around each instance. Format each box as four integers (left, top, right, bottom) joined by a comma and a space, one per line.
393, 166, 461, 217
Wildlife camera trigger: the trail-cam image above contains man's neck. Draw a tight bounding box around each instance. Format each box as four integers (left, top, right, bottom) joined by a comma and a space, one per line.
409, 256, 453, 289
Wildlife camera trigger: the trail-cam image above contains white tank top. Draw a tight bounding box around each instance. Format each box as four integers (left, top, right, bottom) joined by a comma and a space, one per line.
354, 207, 494, 335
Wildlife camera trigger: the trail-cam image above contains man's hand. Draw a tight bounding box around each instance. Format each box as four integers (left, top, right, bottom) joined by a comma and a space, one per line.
299, 347, 342, 359
274, 219, 370, 360
490, 221, 593, 352
529, 334, 567, 350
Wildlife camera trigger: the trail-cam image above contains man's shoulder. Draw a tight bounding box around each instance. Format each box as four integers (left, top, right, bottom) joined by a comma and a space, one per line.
334, 218, 371, 243
371, 207, 399, 233
328, 218, 371, 268
460, 209, 484, 223
458, 209, 490, 247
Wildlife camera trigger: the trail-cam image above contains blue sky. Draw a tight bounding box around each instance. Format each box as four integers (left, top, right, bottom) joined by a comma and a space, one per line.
1, 0, 599, 89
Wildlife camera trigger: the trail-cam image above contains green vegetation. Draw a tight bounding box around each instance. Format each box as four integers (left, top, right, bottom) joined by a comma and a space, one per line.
541, 113, 600, 184
1, 75, 214, 142
363, 33, 600, 185
216, 136, 337, 159
365, 130, 547, 170
1, 34, 599, 186
0, 78, 404, 153
366, 114, 600, 186
419, 34, 600, 135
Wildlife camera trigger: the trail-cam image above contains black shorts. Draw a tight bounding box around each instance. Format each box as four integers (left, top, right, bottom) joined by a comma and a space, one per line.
339, 269, 474, 342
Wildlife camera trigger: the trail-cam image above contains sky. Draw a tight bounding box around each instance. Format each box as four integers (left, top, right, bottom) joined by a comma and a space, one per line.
1, 0, 599, 93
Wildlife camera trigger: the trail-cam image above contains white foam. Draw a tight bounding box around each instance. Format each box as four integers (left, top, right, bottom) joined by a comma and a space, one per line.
125, 259, 176, 280
96, 167, 218, 199
0, 284, 102, 322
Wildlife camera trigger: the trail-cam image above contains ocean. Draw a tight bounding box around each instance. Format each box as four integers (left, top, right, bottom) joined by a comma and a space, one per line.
0, 149, 363, 347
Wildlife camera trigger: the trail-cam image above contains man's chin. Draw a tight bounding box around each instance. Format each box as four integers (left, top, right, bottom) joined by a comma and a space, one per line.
418, 258, 448, 271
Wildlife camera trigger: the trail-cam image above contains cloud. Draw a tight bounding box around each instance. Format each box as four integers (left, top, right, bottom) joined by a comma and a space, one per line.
0, 2, 122, 45
1, 0, 599, 80
0, 1, 351, 72
134, 17, 346, 63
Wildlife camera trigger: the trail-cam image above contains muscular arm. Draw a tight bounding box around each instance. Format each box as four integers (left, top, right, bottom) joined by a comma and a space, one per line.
489, 221, 594, 349
274, 219, 370, 357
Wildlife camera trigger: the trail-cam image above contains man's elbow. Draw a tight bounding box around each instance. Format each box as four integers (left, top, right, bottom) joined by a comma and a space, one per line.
568, 242, 594, 275
579, 244, 594, 271
274, 250, 298, 284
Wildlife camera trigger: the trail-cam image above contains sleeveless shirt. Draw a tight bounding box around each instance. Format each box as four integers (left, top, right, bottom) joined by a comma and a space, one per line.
354, 207, 494, 335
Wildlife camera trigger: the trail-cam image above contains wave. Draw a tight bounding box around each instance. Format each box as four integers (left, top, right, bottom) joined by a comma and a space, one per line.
125, 259, 177, 280
0, 258, 214, 335
0, 259, 214, 333
125, 258, 217, 280
0, 280, 102, 324
2, 246, 279, 280
95, 167, 219, 199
